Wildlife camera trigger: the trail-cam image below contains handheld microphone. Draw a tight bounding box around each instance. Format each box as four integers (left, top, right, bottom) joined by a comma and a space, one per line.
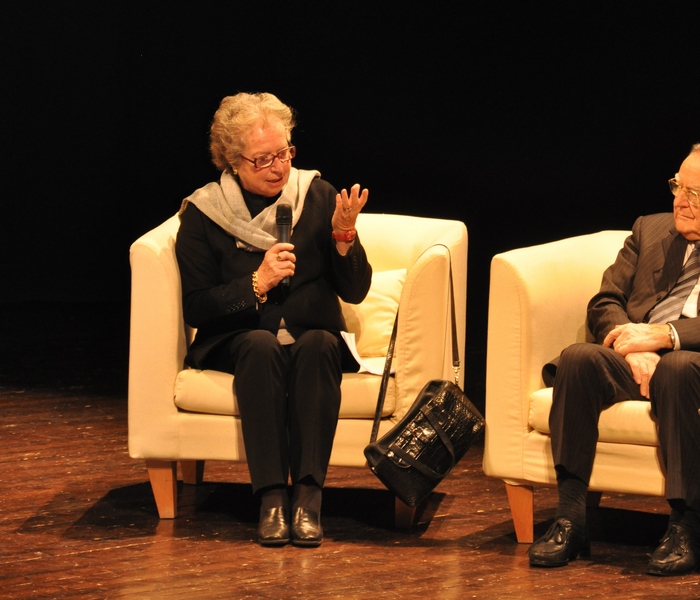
276, 203, 292, 287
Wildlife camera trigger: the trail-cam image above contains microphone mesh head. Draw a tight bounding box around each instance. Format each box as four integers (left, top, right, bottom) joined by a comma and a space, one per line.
276, 203, 292, 224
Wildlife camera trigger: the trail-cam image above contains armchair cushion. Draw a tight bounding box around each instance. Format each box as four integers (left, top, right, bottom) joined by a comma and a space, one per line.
340, 268, 406, 357
529, 388, 658, 446
174, 368, 397, 418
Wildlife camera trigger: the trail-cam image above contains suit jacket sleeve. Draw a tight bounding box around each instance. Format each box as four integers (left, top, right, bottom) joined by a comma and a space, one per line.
587, 213, 700, 350
586, 217, 643, 344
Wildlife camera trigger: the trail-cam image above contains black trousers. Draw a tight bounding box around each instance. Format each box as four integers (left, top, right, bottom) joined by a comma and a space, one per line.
549, 343, 700, 512
208, 329, 343, 494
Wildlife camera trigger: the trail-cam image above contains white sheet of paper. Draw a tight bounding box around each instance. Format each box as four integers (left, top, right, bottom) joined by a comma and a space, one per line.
340, 331, 395, 375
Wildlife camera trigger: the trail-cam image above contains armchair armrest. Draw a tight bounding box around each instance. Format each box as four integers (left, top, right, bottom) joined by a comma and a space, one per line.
128, 215, 186, 458
353, 214, 467, 422
393, 246, 455, 420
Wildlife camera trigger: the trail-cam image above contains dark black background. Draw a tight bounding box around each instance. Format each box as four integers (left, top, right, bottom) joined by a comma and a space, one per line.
2, 1, 699, 401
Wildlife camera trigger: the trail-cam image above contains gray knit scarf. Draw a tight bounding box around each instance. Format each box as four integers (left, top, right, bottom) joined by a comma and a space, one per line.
179, 167, 320, 252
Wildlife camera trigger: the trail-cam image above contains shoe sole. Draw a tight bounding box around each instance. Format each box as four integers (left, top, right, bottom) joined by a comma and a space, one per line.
529, 557, 571, 568
291, 538, 322, 547
529, 548, 590, 568
645, 563, 699, 576
258, 537, 290, 547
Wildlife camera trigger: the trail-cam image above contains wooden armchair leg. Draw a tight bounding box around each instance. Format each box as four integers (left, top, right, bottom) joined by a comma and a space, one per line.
394, 496, 417, 529
505, 483, 534, 543
181, 460, 205, 485
146, 460, 178, 519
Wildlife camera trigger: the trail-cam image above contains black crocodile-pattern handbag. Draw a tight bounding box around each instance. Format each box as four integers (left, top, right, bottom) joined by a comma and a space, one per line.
363, 250, 484, 508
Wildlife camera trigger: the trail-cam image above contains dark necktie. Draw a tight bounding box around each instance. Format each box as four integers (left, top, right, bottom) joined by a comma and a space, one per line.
648, 243, 700, 324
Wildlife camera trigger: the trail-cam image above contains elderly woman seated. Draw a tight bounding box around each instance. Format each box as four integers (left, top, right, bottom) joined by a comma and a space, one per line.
175, 92, 372, 547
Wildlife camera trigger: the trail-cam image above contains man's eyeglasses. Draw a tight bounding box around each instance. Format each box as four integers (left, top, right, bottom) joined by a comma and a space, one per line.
669, 178, 700, 207
241, 146, 296, 169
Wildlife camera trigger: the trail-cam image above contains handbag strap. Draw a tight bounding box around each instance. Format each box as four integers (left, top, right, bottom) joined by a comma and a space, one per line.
368, 312, 398, 443
368, 245, 460, 444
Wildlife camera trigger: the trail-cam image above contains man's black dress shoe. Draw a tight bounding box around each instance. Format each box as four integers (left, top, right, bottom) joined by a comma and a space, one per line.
257, 507, 290, 546
646, 523, 699, 576
528, 517, 590, 567
291, 507, 323, 547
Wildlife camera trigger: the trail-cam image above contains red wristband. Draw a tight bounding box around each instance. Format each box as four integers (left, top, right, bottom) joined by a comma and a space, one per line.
332, 229, 357, 242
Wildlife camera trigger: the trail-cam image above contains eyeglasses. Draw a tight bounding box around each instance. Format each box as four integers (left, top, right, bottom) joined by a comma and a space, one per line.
240, 146, 296, 169
669, 178, 700, 207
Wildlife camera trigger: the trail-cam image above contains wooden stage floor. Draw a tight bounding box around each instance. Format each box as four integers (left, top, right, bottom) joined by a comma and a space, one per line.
1, 303, 699, 598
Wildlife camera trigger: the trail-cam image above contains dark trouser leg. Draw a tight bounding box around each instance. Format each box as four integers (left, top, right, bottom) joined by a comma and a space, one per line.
550, 343, 645, 484
650, 351, 700, 515
285, 330, 342, 547
548, 343, 645, 530
210, 330, 291, 494
530, 343, 647, 566
286, 330, 343, 490
646, 351, 700, 574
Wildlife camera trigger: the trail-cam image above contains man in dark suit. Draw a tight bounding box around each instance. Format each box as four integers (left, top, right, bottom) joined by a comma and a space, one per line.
529, 144, 700, 575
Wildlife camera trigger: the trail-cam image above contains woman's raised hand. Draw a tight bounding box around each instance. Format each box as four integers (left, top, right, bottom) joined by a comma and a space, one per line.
332, 183, 369, 233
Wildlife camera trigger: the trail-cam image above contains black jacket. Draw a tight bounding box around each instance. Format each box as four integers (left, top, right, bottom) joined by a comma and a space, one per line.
175, 178, 372, 368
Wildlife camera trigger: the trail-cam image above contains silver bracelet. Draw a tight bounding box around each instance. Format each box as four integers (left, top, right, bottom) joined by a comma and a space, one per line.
667, 324, 676, 349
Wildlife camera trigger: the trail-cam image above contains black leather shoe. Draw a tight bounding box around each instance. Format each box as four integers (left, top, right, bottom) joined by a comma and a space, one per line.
528, 517, 590, 567
291, 507, 323, 547
257, 507, 290, 546
646, 523, 699, 576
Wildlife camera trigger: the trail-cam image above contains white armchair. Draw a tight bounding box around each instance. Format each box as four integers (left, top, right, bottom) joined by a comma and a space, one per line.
128, 212, 467, 524
482, 230, 666, 543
